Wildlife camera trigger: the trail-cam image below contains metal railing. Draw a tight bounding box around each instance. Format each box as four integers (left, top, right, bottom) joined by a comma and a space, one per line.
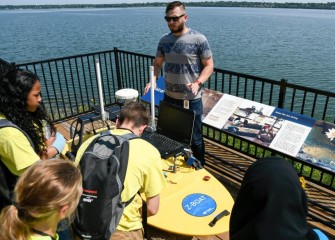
16, 48, 335, 190
15, 47, 335, 231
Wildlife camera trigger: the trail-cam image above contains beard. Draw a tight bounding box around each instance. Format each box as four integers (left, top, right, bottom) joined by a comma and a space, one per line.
170, 22, 185, 34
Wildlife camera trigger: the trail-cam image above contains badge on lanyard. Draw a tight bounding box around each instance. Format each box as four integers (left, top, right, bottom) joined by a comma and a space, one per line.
183, 100, 189, 109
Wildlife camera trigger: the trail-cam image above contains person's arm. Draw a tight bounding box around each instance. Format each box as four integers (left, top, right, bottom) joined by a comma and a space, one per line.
146, 194, 160, 216
188, 56, 214, 95
45, 131, 66, 159
144, 56, 165, 94
0, 128, 40, 175
153, 57, 164, 80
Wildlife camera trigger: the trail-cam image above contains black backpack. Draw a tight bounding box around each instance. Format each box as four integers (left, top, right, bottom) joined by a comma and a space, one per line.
0, 119, 34, 209
73, 130, 138, 240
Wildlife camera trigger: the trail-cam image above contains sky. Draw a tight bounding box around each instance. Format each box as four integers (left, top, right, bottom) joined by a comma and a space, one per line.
0, 0, 332, 5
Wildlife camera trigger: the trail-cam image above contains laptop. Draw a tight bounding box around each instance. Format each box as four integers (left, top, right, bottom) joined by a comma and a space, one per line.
141, 101, 195, 159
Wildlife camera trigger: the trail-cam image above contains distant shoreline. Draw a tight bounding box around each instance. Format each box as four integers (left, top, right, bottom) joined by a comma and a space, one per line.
1, 1, 335, 11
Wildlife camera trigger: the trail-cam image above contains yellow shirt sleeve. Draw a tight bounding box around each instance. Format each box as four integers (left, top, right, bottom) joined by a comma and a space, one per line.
0, 127, 39, 175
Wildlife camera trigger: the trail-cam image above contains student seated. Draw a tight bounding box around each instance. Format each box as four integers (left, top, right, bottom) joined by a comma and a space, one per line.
230, 156, 324, 240
0, 159, 82, 240
74, 102, 166, 239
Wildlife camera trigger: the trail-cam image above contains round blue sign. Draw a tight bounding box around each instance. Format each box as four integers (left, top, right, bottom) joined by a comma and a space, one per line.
182, 193, 216, 217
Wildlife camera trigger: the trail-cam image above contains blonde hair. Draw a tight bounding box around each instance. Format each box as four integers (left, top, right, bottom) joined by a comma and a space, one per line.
0, 159, 82, 240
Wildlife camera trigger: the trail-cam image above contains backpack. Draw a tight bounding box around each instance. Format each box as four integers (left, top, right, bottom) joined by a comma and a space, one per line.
0, 119, 34, 209
73, 130, 138, 240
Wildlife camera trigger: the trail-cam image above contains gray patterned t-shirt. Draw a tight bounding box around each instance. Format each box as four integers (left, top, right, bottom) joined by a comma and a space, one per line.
156, 28, 212, 100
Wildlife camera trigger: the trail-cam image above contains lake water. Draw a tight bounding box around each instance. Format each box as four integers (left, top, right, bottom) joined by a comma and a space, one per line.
1, 7, 335, 92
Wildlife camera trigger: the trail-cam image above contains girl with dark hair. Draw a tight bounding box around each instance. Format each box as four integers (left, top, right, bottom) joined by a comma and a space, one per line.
0, 159, 83, 240
0, 67, 66, 176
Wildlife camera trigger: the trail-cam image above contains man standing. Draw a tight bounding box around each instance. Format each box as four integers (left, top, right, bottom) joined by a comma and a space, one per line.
75, 102, 166, 239
144, 1, 214, 166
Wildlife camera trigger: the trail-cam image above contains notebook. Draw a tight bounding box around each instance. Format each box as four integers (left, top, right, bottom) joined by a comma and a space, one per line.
141, 101, 195, 159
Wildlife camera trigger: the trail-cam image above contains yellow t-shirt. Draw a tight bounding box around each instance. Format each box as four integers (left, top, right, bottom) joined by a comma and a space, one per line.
75, 129, 167, 231
0, 113, 39, 176
29, 233, 59, 240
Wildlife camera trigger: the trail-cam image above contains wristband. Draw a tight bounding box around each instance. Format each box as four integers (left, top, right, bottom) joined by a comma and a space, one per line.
51, 131, 66, 154
195, 79, 203, 88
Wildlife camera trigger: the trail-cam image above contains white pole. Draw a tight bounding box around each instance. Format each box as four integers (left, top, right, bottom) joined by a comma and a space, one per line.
95, 58, 108, 121
150, 65, 156, 131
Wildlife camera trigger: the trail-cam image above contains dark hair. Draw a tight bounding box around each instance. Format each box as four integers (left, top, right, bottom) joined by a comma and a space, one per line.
0, 58, 15, 79
0, 69, 55, 155
118, 102, 150, 128
230, 156, 311, 239
165, 1, 185, 14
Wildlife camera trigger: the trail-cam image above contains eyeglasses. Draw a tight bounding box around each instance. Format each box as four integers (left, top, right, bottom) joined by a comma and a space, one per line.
164, 14, 185, 22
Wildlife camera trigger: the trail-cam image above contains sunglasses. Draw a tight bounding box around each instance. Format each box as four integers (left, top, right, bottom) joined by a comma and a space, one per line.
164, 14, 185, 22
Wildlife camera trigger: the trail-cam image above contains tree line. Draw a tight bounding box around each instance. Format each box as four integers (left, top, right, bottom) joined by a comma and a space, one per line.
1, 1, 335, 10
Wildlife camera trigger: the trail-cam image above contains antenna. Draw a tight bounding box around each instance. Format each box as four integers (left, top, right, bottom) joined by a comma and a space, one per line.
149, 65, 156, 131
95, 58, 109, 121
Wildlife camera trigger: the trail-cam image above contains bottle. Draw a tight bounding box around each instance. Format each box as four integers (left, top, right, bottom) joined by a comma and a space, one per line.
42, 120, 51, 140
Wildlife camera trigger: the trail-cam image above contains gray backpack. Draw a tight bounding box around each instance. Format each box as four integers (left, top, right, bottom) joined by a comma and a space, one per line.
73, 130, 138, 240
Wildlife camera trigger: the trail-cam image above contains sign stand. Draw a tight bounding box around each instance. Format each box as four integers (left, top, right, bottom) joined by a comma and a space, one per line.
149, 65, 156, 131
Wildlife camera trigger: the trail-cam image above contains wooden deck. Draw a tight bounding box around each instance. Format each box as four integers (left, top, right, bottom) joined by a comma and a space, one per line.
55, 117, 335, 240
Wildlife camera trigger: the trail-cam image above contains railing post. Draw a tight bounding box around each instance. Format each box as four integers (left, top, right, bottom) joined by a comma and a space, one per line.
278, 78, 287, 109
113, 47, 122, 89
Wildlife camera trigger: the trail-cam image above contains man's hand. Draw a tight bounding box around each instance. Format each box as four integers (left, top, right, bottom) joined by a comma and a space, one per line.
187, 82, 200, 95
144, 81, 157, 95
144, 57, 163, 94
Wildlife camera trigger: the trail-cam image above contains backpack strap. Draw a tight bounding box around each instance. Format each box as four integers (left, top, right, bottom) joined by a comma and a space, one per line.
99, 130, 138, 141
138, 193, 148, 239
118, 132, 138, 141
0, 119, 34, 148
0, 119, 35, 209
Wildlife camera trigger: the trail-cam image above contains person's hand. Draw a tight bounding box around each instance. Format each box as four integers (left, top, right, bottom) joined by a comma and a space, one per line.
43, 131, 66, 158
186, 82, 200, 95
144, 81, 157, 95
45, 134, 56, 147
